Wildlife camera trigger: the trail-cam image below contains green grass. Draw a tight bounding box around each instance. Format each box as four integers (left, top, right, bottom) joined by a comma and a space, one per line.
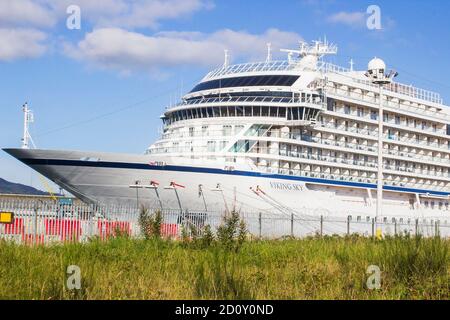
0, 236, 448, 300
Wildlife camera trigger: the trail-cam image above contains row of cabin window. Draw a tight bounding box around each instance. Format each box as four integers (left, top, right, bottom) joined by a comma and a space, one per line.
164, 106, 319, 124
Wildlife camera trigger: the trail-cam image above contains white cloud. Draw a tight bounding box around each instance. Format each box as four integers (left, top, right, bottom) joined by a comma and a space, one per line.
42, 0, 213, 29
64, 28, 302, 74
327, 11, 366, 27
0, 0, 213, 62
0, 28, 47, 61
0, 0, 56, 28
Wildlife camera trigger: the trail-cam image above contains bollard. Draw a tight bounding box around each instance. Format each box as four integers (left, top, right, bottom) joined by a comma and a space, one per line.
394, 218, 397, 236
415, 218, 419, 237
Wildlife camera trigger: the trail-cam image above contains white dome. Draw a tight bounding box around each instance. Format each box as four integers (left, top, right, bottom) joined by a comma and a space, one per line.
368, 57, 386, 71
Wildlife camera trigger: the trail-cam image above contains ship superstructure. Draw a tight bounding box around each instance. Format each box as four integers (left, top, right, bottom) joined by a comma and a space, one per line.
4, 40, 450, 218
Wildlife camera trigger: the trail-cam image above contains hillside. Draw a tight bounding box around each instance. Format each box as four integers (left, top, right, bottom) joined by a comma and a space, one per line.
0, 177, 48, 195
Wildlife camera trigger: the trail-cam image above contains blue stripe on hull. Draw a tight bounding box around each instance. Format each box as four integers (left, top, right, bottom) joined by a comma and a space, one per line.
20, 158, 450, 197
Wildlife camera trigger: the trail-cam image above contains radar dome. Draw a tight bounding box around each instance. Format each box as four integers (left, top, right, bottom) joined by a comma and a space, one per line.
368, 57, 386, 71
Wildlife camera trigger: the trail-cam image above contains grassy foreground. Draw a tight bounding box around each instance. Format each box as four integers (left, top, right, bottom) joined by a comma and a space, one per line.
0, 236, 448, 300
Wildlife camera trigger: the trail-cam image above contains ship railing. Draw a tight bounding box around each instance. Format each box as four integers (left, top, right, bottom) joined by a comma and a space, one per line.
166, 95, 324, 110
202, 59, 444, 105
322, 62, 443, 105
316, 122, 380, 137
204, 60, 295, 80
253, 163, 449, 190
147, 142, 450, 181
382, 120, 447, 136
157, 129, 450, 163
326, 86, 447, 121
319, 118, 449, 146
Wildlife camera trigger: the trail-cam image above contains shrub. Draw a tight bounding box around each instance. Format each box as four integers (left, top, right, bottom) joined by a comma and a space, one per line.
216, 210, 247, 252
139, 207, 163, 239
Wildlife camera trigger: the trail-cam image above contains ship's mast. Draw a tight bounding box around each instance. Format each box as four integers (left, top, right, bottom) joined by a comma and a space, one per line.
21, 102, 35, 149
281, 39, 338, 70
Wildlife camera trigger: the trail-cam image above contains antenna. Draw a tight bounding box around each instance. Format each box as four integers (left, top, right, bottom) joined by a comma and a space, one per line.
349, 58, 354, 72
281, 39, 338, 60
21, 102, 36, 149
281, 39, 338, 70
266, 43, 272, 62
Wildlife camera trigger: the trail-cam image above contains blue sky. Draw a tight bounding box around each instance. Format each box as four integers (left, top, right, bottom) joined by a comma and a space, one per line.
1, 0, 450, 191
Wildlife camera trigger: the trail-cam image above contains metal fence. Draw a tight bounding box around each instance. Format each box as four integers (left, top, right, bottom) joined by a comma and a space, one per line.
0, 200, 449, 245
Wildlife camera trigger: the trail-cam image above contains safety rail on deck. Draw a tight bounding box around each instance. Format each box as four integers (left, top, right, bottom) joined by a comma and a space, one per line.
201, 59, 444, 105
322, 62, 443, 105
166, 95, 324, 111
146, 145, 450, 185
204, 60, 295, 80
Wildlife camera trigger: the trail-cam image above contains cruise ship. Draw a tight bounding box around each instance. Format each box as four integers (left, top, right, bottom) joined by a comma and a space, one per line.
4, 40, 450, 219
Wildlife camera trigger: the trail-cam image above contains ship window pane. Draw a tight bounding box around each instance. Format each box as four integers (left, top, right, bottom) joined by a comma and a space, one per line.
244, 106, 252, 116
327, 98, 335, 111
344, 105, 351, 114
223, 79, 231, 88
261, 107, 269, 116
189, 75, 300, 93
225, 77, 238, 87
270, 107, 277, 117
207, 141, 216, 152
279, 76, 291, 85
261, 76, 275, 86
271, 76, 284, 86
279, 108, 286, 118
229, 78, 240, 87
220, 107, 227, 117
236, 106, 244, 116
253, 106, 261, 117
287, 108, 292, 120
245, 77, 258, 86
252, 76, 266, 86
283, 76, 296, 86
223, 125, 232, 136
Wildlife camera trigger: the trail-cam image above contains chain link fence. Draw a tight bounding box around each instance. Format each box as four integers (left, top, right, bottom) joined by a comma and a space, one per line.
0, 199, 449, 245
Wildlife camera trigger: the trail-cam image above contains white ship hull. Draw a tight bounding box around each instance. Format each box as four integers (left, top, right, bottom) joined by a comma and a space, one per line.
4, 148, 449, 220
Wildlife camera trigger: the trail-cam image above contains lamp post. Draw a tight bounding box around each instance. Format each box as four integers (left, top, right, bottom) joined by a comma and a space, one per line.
365, 58, 398, 227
